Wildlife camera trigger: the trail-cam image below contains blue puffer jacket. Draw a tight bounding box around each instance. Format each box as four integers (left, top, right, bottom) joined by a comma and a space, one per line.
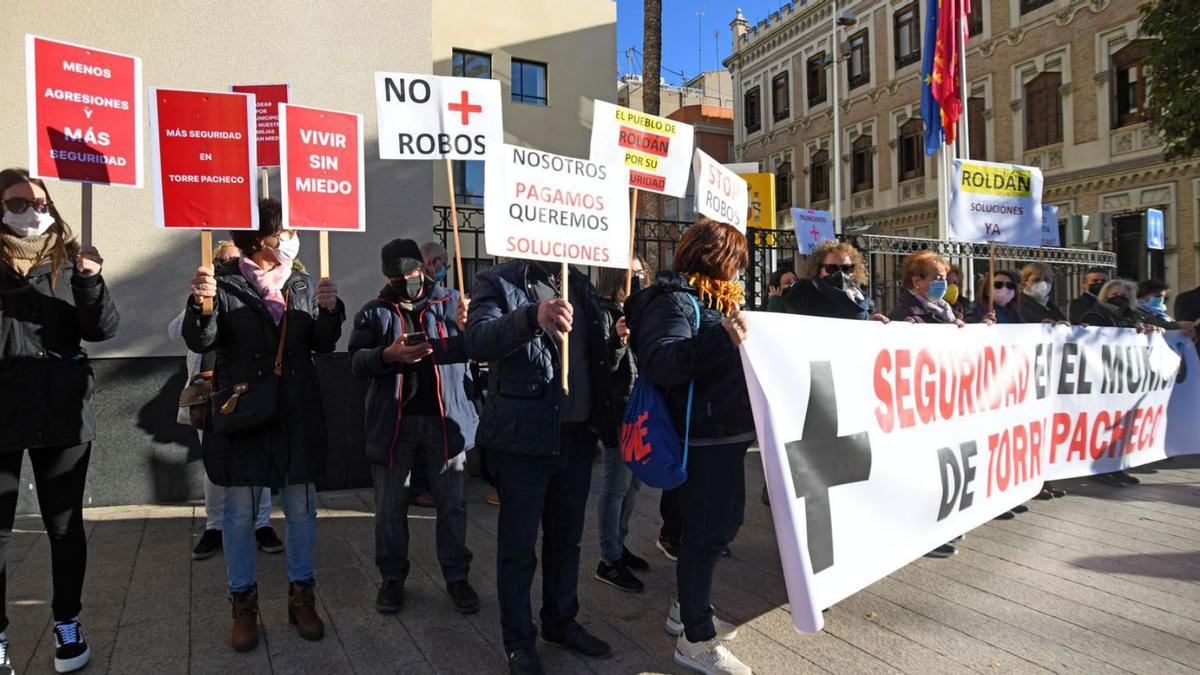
348, 283, 478, 470
624, 273, 755, 444
464, 260, 615, 455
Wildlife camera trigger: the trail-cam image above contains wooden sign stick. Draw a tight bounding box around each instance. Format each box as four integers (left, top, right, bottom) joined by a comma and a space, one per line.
561, 260, 570, 396
200, 229, 214, 315
624, 189, 639, 297
319, 231, 330, 279
988, 240, 996, 314
445, 158, 466, 294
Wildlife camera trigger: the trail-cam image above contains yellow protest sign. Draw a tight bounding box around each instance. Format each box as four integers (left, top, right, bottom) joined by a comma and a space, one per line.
739, 172, 776, 229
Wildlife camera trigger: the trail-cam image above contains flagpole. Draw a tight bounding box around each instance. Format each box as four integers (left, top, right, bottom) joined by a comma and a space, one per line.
958, 0, 971, 160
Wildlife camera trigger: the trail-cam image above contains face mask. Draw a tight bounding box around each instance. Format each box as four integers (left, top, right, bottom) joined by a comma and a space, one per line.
993, 288, 1015, 307
823, 270, 850, 290
1145, 296, 1165, 310
944, 283, 960, 305
926, 279, 948, 301
1087, 281, 1104, 296
432, 267, 448, 284
630, 275, 644, 294
271, 235, 300, 267
2, 209, 55, 238
392, 275, 424, 301
1029, 281, 1051, 301
1108, 295, 1130, 309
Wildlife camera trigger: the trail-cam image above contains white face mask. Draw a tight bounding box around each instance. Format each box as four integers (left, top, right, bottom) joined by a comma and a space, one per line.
1029, 280, 1052, 301
271, 235, 300, 267
2, 209, 55, 238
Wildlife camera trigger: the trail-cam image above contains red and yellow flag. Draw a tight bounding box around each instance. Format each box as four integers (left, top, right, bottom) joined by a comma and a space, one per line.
930, 0, 966, 145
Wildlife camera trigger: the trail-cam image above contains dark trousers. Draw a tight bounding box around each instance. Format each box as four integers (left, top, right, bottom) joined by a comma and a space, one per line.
659, 487, 682, 543
0, 443, 91, 630
676, 442, 749, 643
371, 415, 472, 585
494, 430, 596, 652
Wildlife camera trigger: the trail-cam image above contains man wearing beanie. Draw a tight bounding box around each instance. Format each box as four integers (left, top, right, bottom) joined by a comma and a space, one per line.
348, 238, 480, 616
465, 258, 617, 675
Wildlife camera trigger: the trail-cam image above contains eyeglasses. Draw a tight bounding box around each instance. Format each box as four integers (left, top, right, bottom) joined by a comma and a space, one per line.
993, 281, 1016, 290
821, 264, 854, 275
3, 197, 52, 214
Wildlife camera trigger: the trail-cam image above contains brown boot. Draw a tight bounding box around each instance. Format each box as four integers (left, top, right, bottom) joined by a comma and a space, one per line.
230, 586, 260, 652
288, 581, 324, 641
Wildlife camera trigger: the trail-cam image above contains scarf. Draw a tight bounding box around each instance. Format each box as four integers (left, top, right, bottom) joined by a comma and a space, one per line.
1, 228, 78, 277
907, 289, 956, 323
240, 257, 290, 324
686, 273, 743, 315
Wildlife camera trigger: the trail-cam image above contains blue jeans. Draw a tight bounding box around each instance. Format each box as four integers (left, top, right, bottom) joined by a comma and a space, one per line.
596, 445, 641, 564
224, 483, 316, 594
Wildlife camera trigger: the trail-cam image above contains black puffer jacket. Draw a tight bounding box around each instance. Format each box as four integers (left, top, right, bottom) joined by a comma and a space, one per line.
1015, 292, 1067, 324
624, 273, 754, 443
182, 259, 345, 487
599, 297, 637, 434
0, 261, 119, 453
1081, 302, 1139, 328
464, 260, 615, 455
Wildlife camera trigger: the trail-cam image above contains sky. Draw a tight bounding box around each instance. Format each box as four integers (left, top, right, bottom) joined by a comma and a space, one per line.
616, 0, 792, 84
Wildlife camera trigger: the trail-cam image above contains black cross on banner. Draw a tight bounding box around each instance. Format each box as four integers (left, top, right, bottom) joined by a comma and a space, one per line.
784, 361, 873, 574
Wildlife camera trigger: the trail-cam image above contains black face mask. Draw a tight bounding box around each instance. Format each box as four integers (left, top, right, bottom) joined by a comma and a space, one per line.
630, 276, 645, 294
1088, 282, 1104, 296
391, 275, 425, 301
822, 270, 851, 290
1108, 295, 1130, 309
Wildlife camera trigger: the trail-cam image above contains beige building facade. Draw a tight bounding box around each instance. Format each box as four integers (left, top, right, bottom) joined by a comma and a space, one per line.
725, 0, 1200, 293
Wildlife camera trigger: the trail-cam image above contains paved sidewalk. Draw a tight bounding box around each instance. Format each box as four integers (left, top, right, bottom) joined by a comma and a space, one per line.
5, 453, 1200, 674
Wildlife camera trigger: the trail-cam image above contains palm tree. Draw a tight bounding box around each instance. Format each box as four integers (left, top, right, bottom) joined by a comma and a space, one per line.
641, 0, 661, 217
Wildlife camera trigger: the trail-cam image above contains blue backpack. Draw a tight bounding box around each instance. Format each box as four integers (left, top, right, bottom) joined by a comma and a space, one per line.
620, 294, 700, 490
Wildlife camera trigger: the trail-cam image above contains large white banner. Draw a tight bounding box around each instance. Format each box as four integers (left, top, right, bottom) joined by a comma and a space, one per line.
374, 72, 502, 160
589, 100, 694, 197
483, 143, 629, 269
950, 159, 1043, 246
740, 314, 1191, 635
693, 148, 747, 233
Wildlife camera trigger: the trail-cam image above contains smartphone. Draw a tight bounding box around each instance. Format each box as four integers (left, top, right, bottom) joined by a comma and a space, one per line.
403, 331, 429, 346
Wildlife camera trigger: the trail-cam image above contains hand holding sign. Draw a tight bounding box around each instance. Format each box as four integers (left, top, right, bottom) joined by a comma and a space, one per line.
455, 297, 469, 332
190, 265, 216, 305
75, 246, 104, 277
316, 278, 338, 311
722, 307, 749, 346
537, 298, 573, 343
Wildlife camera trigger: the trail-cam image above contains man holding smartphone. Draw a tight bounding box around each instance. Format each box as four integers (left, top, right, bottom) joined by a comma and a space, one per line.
348, 239, 480, 616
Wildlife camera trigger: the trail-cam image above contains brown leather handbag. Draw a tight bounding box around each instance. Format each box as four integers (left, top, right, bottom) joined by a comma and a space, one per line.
177, 350, 216, 428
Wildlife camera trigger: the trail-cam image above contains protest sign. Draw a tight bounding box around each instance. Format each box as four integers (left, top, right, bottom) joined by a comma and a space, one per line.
25, 35, 142, 187
279, 104, 364, 232
1041, 204, 1060, 247
740, 172, 776, 229
374, 72, 502, 160
484, 144, 629, 269
693, 149, 747, 233
739, 313, 1189, 634
149, 88, 257, 230
230, 84, 289, 167
1146, 208, 1165, 250
792, 208, 835, 254
949, 159, 1043, 246
589, 101, 693, 197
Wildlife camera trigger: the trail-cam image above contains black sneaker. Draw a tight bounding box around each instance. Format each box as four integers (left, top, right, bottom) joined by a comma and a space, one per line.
507, 647, 546, 675
447, 579, 481, 614
375, 580, 405, 614
53, 619, 90, 673
594, 561, 644, 593
620, 546, 649, 571
1011, 504, 1030, 513
1093, 473, 1124, 488
924, 543, 957, 559
993, 511, 1016, 521
540, 625, 612, 659
192, 528, 222, 560
656, 536, 680, 562
255, 526, 284, 554
1112, 471, 1140, 485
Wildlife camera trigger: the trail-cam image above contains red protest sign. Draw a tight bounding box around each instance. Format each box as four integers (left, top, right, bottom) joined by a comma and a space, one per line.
149, 88, 257, 230
279, 104, 365, 232
25, 35, 143, 187
230, 84, 289, 167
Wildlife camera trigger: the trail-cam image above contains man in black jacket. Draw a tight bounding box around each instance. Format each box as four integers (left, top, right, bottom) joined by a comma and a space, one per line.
465, 259, 615, 675
1175, 284, 1200, 323
1068, 267, 1110, 324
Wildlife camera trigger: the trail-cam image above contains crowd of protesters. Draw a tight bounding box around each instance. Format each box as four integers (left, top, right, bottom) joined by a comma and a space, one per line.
2, 163, 1197, 674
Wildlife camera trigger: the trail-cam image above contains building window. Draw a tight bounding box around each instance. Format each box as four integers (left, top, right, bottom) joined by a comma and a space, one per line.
452, 49, 492, 79
1023, 71, 1063, 150
1020, 0, 1052, 14
744, 86, 762, 132
897, 119, 924, 181
772, 72, 790, 121
967, 96, 987, 160
453, 160, 484, 205
894, 3, 920, 70
967, 2, 984, 36
775, 161, 793, 208
810, 150, 830, 203
807, 52, 828, 106
1112, 41, 1149, 128
511, 59, 547, 105
851, 135, 873, 193
848, 30, 870, 90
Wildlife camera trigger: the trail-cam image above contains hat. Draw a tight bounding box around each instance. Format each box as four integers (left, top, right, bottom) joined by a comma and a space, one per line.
381, 238, 423, 278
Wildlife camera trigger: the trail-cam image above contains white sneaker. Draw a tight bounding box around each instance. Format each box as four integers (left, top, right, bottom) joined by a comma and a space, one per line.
665, 599, 738, 640
674, 634, 752, 675
0, 633, 12, 675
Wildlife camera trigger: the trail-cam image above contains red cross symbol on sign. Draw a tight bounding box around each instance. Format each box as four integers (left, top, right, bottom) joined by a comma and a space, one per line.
810, 224, 821, 240
447, 90, 482, 125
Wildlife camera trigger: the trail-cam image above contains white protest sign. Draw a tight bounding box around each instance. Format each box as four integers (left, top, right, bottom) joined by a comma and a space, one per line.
792, 208, 835, 254
949, 159, 1043, 246
739, 313, 1187, 634
374, 72, 503, 160
692, 149, 747, 233
484, 144, 629, 269
589, 100, 694, 197
1041, 204, 1060, 247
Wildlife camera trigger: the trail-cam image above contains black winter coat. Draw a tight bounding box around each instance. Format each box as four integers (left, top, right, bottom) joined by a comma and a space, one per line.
182, 260, 345, 487
1081, 303, 1139, 328
1174, 287, 1200, 323
464, 261, 615, 454
0, 262, 119, 453
782, 277, 873, 320
1068, 293, 1097, 324
624, 273, 755, 444
1015, 292, 1067, 324
599, 297, 637, 435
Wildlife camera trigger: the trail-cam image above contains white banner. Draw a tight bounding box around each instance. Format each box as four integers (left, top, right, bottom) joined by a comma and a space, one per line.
483, 143, 629, 269
792, 208, 835, 254
693, 149, 747, 233
589, 100, 694, 197
950, 159, 1043, 246
374, 72, 503, 160
740, 314, 1190, 635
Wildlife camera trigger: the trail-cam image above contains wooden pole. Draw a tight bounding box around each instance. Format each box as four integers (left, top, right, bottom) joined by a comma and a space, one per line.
988, 240, 996, 314
80, 183, 93, 249
561, 261, 570, 396
445, 158, 466, 294
200, 229, 214, 316
625, 190, 639, 297
319, 231, 330, 279
260, 168, 270, 199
